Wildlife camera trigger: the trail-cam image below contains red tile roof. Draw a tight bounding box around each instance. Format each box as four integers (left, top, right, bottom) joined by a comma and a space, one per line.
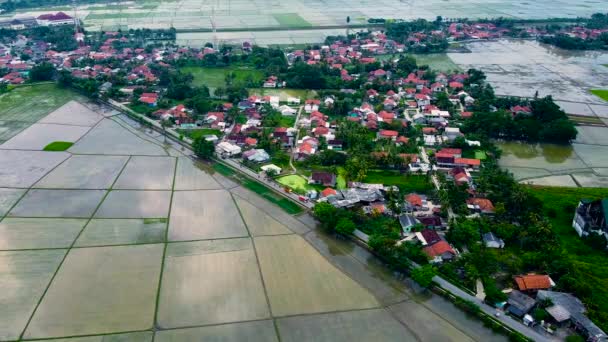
321, 187, 337, 198
514, 275, 552, 291
455, 158, 481, 166
423, 241, 455, 258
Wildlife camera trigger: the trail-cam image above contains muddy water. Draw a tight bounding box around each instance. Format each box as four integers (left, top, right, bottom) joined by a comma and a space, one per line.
303, 219, 507, 342
497, 141, 575, 164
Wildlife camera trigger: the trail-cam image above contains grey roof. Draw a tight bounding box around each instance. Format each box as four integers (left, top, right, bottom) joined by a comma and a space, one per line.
399, 214, 419, 229
546, 305, 570, 322
508, 290, 536, 312
537, 291, 606, 340
482, 232, 504, 244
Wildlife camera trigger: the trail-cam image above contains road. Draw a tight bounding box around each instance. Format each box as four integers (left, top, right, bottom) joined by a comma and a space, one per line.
289, 105, 304, 173
433, 276, 556, 342
109, 100, 552, 342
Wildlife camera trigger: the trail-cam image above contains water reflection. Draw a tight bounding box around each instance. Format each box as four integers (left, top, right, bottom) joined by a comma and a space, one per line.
497, 141, 573, 163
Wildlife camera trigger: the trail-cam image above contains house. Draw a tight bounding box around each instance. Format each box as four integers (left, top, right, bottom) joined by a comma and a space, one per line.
304, 99, 320, 113
377, 129, 399, 141
309, 172, 336, 187
261, 164, 282, 175
279, 105, 297, 116
263, 75, 278, 88
215, 141, 241, 157
482, 232, 505, 248
399, 214, 420, 235
423, 240, 456, 263
321, 187, 338, 198
405, 193, 428, 211
467, 198, 495, 215
514, 274, 554, 292
243, 149, 270, 163
537, 290, 606, 341
507, 290, 536, 318
572, 198, 608, 241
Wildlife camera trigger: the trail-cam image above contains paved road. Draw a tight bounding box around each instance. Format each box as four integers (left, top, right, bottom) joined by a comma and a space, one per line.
433, 276, 556, 342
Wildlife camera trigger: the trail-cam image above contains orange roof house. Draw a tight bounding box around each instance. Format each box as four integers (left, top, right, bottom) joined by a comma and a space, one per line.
514, 274, 553, 291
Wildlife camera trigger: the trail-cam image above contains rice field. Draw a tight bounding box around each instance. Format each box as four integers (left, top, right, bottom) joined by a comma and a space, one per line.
0, 99, 503, 340
254, 234, 380, 316
157, 238, 270, 328
168, 189, 249, 241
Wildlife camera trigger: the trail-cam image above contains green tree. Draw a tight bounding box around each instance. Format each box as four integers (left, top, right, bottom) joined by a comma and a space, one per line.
29, 62, 55, 81
192, 136, 215, 159
335, 217, 356, 236
411, 264, 436, 288
313, 202, 338, 230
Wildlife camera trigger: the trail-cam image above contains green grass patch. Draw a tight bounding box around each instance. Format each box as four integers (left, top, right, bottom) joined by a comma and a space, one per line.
43, 141, 74, 151
273, 13, 312, 28
590, 89, 608, 102
177, 128, 221, 140
241, 178, 303, 214
212, 163, 236, 177
277, 175, 314, 193
528, 186, 608, 332
336, 167, 347, 189
0, 83, 82, 122
180, 66, 264, 89
363, 170, 433, 193
474, 150, 487, 160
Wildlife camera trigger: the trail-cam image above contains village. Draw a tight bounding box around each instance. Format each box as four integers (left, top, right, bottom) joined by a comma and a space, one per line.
0, 10, 607, 342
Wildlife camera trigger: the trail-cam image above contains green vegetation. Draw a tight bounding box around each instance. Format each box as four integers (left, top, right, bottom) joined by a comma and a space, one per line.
363, 171, 433, 193
273, 13, 312, 28
181, 66, 264, 89
412, 54, 461, 72
590, 89, 608, 102
0, 83, 80, 122
192, 136, 215, 160
212, 163, 303, 214
240, 178, 303, 214
277, 175, 314, 193
527, 186, 608, 330
177, 128, 221, 140
411, 264, 436, 288
43, 141, 74, 151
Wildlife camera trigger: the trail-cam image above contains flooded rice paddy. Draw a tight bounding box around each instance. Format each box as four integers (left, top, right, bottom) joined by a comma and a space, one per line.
0, 100, 507, 341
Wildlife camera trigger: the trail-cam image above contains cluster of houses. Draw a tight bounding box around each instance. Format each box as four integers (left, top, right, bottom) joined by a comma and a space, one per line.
505, 274, 605, 341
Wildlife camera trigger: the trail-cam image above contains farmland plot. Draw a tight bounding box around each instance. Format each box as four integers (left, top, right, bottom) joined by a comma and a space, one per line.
0, 249, 66, 341
0, 150, 70, 188
35, 155, 129, 189
0, 123, 90, 150
0, 188, 25, 216
95, 190, 171, 218
75, 219, 166, 247
157, 238, 270, 328
8, 189, 106, 218
114, 156, 176, 190
173, 157, 221, 190
388, 301, 476, 342
235, 197, 293, 236
69, 119, 167, 156
24, 244, 163, 339
49, 331, 153, 342
277, 309, 416, 342
0, 218, 86, 250
254, 234, 379, 316
39, 101, 105, 127
168, 190, 248, 241
155, 320, 278, 342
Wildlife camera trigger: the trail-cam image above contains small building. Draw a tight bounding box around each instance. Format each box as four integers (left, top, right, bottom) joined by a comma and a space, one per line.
243, 149, 270, 163
399, 214, 420, 235
482, 232, 504, 249
572, 198, 608, 241
261, 164, 282, 175
514, 274, 554, 293
215, 141, 241, 157
423, 240, 456, 263
507, 290, 536, 318
36, 12, 75, 26
309, 172, 336, 187
467, 198, 495, 215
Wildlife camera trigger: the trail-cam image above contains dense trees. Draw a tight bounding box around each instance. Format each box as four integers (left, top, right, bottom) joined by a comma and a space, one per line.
29, 62, 55, 81
192, 136, 215, 159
